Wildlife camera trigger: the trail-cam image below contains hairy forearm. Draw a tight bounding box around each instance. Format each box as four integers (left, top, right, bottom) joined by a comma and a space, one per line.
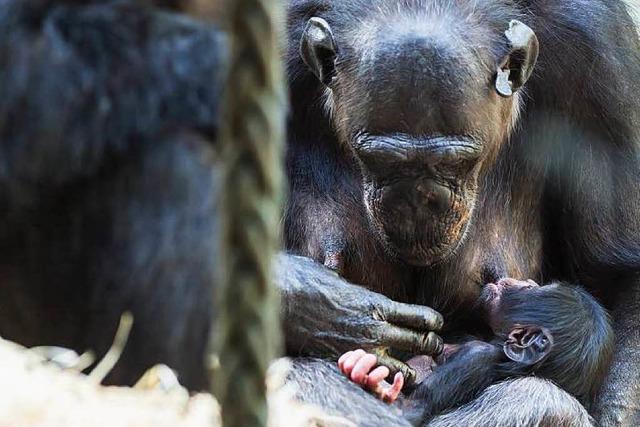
404, 344, 501, 425
0, 2, 225, 194
274, 252, 382, 357
595, 281, 640, 426
274, 253, 349, 356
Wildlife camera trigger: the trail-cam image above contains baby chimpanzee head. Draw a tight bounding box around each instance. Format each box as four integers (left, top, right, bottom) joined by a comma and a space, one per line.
480, 279, 613, 402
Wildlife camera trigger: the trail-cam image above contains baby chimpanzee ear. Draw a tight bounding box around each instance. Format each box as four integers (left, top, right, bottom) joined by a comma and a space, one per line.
300, 17, 338, 86
503, 326, 553, 366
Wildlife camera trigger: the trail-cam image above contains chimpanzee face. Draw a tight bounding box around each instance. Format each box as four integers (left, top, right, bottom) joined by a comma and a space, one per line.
300, 1, 538, 266
480, 278, 541, 331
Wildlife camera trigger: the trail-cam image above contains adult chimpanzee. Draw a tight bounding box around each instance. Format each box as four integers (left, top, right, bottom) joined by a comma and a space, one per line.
0, 0, 439, 394
0, 0, 230, 389
283, 0, 640, 424
1, 1, 638, 425
338, 279, 613, 424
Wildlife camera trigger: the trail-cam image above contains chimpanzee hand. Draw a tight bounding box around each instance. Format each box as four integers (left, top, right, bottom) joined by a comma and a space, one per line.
338, 349, 405, 403
276, 254, 444, 384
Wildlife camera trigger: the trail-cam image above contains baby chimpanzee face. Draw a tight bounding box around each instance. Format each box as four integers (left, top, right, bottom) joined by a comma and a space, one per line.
480, 277, 541, 332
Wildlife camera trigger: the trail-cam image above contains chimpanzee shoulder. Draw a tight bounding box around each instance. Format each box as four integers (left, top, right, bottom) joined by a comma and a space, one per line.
0, 0, 228, 389
515, 0, 640, 281
0, 0, 226, 204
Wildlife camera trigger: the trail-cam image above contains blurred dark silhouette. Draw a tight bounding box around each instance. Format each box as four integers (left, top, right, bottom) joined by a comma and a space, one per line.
0, 0, 226, 389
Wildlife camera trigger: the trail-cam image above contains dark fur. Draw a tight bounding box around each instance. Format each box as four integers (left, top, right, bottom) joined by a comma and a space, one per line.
404, 342, 503, 425
284, 0, 640, 423
0, 0, 443, 394
401, 284, 613, 424
496, 284, 614, 402
287, 358, 593, 427
288, 358, 411, 427
427, 377, 594, 427
0, 0, 226, 389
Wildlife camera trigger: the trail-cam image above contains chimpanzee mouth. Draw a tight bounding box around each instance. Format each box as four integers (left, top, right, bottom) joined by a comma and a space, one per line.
478, 279, 540, 314
477, 282, 504, 323
388, 239, 462, 267
366, 202, 473, 267
380, 192, 474, 267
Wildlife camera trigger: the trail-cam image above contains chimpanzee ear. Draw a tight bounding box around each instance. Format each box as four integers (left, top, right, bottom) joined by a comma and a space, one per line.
300, 17, 338, 86
495, 20, 539, 97
503, 326, 553, 365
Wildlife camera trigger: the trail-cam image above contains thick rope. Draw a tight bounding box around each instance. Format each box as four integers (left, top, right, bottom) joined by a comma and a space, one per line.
211, 0, 285, 426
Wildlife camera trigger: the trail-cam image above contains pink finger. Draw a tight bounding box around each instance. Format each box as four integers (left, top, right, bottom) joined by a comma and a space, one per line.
384, 372, 405, 403
338, 351, 353, 372
350, 353, 378, 384
342, 349, 366, 376
365, 366, 390, 390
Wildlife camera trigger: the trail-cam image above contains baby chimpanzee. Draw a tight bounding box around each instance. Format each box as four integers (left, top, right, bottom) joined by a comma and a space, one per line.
339, 279, 613, 424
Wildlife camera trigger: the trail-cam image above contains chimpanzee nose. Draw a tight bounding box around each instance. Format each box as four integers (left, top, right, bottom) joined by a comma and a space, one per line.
415, 180, 452, 214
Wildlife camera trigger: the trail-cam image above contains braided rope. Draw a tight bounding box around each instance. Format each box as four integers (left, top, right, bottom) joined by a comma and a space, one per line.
211, 0, 285, 426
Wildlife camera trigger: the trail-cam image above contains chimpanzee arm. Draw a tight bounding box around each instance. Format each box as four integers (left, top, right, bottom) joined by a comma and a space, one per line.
285, 358, 412, 427
274, 254, 444, 383
594, 283, 640, 426
284, 358, 592, 427
403, 341, 502, 425
427, 377, 593, 427
0, 2, 225, 210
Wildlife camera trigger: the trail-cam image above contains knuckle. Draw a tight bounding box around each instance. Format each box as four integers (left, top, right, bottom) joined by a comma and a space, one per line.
427, 332, 441, 350
433, 334, 444, 355
432, 312, 444, 330
421, 308, 443, 329
352, 371, 365, 383
402, 365, 416, 384
372, 322, 392, 341
377, 356, 396, 371
372, 300, 390, 322
414, 335, 427, 352
363, 325, 379, 341
418, 332, 440, 354
372, 307, 385, 322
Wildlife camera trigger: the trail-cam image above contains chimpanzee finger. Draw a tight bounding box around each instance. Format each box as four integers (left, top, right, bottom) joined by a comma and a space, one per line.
384, 302, 444, 332
365, 366, 390, 390
338, 351, 353, 372
350, 353, 378, 384
382, 373, 404, 404
381, 324, 444, 356
374, 352, 416, 386
341, 349, 367, 377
